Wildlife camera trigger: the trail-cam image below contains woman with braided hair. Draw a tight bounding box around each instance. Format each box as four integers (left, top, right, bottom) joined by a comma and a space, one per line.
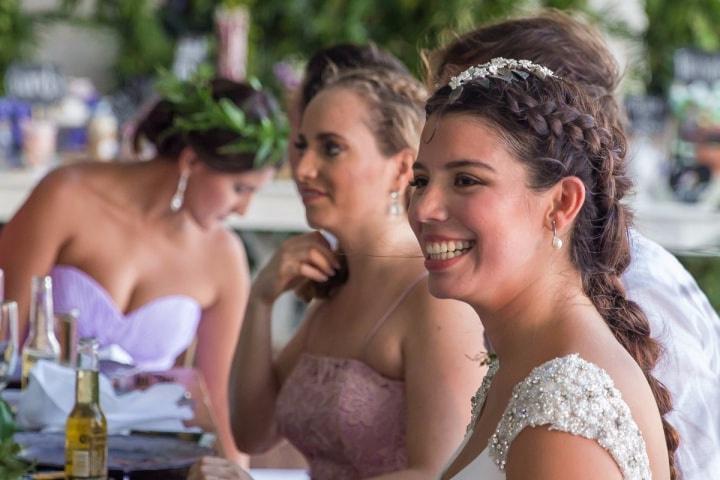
226, 63, 486, 479
409, 57, 673, 479
424, 11, 720, 479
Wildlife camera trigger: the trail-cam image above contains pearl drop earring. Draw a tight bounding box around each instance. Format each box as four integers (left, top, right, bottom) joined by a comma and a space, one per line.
552, 220, 563, 250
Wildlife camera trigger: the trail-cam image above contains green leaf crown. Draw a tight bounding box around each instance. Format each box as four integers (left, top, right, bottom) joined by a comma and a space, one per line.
155, 67, 288, 168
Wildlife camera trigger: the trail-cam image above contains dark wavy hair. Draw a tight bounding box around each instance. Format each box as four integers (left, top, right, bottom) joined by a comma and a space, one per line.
427, 12, 679, 477
133, 78, 282, 172
426, 68, 678, 478
425, 10, 624, 138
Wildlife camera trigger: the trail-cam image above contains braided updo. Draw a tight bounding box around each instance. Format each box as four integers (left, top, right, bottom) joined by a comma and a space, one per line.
426, 73, 679, 478
319, 66, 427, 157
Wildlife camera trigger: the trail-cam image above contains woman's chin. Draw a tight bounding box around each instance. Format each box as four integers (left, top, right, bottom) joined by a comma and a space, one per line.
427, 278, 463, 301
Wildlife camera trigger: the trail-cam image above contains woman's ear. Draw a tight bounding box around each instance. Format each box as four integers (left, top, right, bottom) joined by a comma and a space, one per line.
546, 176, 586, 233
391, 147, 416, 190
178, 147, 201, 174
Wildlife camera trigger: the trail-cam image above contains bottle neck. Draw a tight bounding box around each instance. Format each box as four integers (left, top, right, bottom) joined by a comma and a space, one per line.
26, 278, 57, 345
75, 369, 100, 405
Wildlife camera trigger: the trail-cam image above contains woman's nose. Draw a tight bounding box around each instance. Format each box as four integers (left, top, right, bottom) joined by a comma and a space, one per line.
409, 183, 449, 224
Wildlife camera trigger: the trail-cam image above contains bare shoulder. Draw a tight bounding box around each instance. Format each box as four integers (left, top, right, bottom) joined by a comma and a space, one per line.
30, 162, 118, 206
403, 275, 481, 336
506, 427, 623, 480
400, 275, 484, 361
203, 227, 250, 288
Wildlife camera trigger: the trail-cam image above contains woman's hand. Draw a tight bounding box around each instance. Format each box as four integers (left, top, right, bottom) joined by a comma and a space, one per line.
187, 456, 254, 480
252, 231, 340, 305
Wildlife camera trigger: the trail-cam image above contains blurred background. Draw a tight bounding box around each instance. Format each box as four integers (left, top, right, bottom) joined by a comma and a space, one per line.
1, 0, 720, 312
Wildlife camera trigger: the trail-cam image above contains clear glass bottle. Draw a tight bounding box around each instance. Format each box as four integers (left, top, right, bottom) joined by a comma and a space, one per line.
65, 337, 107, 479
20, 275, 60, 388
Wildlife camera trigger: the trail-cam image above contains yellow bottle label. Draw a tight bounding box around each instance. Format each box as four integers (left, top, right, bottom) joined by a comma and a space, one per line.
65, 418, 107, 479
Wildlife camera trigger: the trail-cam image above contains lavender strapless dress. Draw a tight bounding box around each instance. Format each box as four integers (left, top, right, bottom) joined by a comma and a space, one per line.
275, 353, 407, 479
50, 265, 201, 371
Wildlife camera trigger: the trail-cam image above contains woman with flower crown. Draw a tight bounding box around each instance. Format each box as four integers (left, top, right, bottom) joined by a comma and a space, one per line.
0, 72, 285, 464
409, 46, 674, 479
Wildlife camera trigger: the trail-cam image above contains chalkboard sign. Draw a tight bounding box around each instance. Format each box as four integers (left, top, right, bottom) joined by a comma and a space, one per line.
674, 48, 720, 85
4, 63, 66, 104
625, 95, 667, 135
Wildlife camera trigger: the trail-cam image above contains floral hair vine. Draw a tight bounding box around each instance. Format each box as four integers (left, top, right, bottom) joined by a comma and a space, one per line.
155, 66, 288, 169
447, 57, 557, 101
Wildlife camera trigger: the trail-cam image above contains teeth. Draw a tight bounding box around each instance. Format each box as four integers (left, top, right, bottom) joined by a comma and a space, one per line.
425, 242, 474, 260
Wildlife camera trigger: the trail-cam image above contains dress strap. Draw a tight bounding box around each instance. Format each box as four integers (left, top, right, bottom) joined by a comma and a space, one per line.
360, 272, 428, 350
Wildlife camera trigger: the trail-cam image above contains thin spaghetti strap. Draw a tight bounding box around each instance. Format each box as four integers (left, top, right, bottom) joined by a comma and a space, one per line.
300, 300, 323, 349
361, 272, 428, 350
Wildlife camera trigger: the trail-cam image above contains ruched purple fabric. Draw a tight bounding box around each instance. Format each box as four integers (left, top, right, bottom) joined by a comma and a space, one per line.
50, 265, 201, 371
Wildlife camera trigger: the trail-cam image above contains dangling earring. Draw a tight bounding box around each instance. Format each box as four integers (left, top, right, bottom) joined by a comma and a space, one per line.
170, 170, 189, 213
552, 220, 563, 249
388, 190, 402, 216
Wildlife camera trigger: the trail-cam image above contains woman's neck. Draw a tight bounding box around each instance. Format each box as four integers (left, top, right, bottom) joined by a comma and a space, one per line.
476, 265, 594, 362
125, 158, 185, 222
334, 216, 423, 281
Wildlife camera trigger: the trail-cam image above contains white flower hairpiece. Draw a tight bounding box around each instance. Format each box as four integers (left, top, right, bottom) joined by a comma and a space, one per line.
448, 57, 557, 90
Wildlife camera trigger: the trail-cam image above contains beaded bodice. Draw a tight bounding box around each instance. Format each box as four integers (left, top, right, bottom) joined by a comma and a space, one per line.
463, 354, 651, 480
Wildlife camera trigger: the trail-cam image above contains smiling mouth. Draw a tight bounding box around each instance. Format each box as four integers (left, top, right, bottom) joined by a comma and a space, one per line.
424, 240, 475, 260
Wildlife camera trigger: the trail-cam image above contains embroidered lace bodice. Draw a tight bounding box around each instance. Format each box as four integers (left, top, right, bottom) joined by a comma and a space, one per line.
447, 354, 652, 480
50, 265, 201, 371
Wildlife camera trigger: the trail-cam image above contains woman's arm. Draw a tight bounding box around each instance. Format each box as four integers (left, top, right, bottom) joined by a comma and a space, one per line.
194, 231, 252, 463
368, 286, 486, 480
0, 169, 75, 341
506, 428, 623, 480
228, 231, 339, 453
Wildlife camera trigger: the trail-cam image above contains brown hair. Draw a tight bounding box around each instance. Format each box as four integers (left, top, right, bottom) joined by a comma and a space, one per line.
428, 13, 679, 477
426, 70, 678, 478
133, 78, 282, 173
299, 43, 410, 112
298, 66, 427, 300
425, 10, 624, 135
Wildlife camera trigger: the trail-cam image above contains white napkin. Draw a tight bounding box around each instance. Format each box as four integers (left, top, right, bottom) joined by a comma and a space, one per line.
17, 360, 194, 433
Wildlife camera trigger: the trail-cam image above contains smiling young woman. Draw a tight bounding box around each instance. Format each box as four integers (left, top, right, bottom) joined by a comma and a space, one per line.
409, 58, 674, 480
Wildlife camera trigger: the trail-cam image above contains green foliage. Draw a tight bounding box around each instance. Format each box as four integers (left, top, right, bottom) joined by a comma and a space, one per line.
45, 0, 174, 88
678, 256, 720, 312
0, 0, 34, 96
155, 67, 288, 167
246, 0, 520, 82
0, 399, 33, 479
644, 0, 720, 95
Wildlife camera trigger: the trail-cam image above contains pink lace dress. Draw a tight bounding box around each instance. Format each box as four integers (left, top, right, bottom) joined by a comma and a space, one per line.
274, 274, 426, 479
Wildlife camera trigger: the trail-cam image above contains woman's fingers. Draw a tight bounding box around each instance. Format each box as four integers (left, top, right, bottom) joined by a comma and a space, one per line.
187, 456, 253, 480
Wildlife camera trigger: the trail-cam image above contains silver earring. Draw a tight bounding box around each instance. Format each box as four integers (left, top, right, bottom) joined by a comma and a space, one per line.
552, 220, 563, 249
170, 170, 189, 212
388, 190, 402, 216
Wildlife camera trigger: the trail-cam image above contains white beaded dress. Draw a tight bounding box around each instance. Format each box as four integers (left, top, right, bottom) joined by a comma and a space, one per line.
445, 354, 652, 480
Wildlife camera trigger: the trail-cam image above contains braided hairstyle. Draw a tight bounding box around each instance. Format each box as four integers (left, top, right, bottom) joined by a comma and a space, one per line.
297, 66, 427, 300
424, 11, 624, 145
426, 71, 679, 478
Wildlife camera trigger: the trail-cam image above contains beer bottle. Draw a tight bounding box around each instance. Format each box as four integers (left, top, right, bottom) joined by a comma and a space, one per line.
21, 275, 60, 388
65, 337, 107, 479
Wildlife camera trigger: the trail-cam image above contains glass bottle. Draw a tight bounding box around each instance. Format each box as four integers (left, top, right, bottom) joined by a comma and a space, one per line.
65, 337, 107, 479
20, 275, 60, 388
